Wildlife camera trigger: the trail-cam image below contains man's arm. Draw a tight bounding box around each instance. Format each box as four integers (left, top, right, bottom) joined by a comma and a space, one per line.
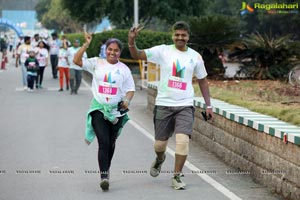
121, 91, 135, 110
128, 25, 147, 60
198, 78, 213, 118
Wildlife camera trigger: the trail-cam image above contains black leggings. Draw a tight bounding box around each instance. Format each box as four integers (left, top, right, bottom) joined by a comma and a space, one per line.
91, 111, 124, 179
50, 55, 58, 78
36, 66, 45, 86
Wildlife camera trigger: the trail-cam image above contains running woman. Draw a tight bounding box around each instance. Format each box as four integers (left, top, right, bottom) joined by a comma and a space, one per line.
73, 32, 135, 191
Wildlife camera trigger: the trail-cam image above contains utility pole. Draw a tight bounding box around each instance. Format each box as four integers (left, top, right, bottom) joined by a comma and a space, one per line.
134, 0, 138, 26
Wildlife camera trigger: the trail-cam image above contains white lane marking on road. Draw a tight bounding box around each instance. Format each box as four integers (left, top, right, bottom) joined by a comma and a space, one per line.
129, 120, 242, 200
81, 79, 91, 89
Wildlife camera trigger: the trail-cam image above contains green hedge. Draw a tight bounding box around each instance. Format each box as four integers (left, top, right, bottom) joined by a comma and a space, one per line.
65, 29, 172, 59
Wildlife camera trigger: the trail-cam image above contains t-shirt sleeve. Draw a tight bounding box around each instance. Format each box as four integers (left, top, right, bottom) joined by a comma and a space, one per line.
82, 57, 97, 74
144, 45, 164, 64
122, 66, 136, 93
83, 52, 88, 59
194, 54, 208, 79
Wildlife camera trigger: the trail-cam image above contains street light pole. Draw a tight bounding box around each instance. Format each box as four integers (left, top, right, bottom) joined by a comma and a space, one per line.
134, 0, 138, 26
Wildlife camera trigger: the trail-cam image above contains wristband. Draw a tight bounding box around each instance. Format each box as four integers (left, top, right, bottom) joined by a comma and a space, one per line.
128, 43, 135, 48
83, 43, 89, 48
206, 106, 212, 109
123, 97, 131, 105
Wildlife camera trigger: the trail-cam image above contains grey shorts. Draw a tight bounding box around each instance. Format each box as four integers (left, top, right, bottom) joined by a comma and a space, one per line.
153, 106, 195, 141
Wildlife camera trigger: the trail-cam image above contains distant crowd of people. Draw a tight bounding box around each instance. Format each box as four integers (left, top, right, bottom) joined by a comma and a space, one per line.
1, 32, 106, 94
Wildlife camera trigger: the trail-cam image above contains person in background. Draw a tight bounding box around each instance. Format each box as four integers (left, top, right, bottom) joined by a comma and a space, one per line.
16, 36, 32, 90
99, 39, 107, 58
0, 37, 8, 70
73, 33, 135, 191
31, 33, 40, 48
24, 49, 39, 92
35, 40, 49, 89
49, 32, 61, 79
57, 39, 70, 91
128, 21, 213, 190
8, 36, 13, 53
61, 35, 71, 47
1, 48, 8, 70
68, 39, 87, 95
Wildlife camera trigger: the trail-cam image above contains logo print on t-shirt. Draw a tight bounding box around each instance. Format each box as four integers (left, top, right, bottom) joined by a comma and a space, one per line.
103, 72, 116, 84
115, 69, 120, 75
172, 59, 185, 78
168, 59, 187, 90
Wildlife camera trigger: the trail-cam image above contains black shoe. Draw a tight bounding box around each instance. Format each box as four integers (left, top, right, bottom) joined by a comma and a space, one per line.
70, 90, 74, 95
74, 90, 78, 95
100, 179, 109, 191
58, 88, 63, 92
66, 85, 69, 90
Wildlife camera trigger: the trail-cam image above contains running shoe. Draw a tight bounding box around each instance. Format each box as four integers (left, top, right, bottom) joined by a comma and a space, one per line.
172, 174, 186, 190
100, 179, 109, 191
150, 154, 165, 177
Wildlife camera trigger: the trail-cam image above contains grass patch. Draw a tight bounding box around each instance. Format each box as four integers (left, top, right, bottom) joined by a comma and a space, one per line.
194, 80, 300, 126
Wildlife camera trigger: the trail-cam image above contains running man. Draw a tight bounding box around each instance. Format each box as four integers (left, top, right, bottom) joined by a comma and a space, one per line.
128, 21, 213, 190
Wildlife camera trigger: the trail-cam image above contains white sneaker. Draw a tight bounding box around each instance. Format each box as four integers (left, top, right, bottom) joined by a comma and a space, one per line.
24, 86, 28, 90
172, 175, 186, 190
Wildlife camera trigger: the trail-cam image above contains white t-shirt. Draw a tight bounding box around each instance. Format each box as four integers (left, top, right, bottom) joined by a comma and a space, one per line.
49, 39, 61, 55
145, 44, 207, 106
17, 44, 32, 63
35, 48, 49, 67
31, 40, 39, 48
58, 48, 69, 68
82, 58, 135, 116
68, 47, 87, 70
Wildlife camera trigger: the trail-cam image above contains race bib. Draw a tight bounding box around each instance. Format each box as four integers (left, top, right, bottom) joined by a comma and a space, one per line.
98, 82, 118, 95
168, 76, 187, 90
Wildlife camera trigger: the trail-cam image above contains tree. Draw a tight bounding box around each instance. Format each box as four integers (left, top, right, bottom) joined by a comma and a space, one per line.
36, 0, 82, 33
61, 0, 106, 29
206, 0, 242, 16
187, 15, 240, 78
35, 0, 50, 22
61, 0, 211, 29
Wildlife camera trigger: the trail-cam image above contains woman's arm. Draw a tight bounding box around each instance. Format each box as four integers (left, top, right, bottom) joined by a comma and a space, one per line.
73, 32, 92, 67
121, 91, 135, 110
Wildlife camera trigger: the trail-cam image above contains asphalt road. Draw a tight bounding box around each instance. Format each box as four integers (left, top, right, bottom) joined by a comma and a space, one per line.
0, 54, 283, 200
